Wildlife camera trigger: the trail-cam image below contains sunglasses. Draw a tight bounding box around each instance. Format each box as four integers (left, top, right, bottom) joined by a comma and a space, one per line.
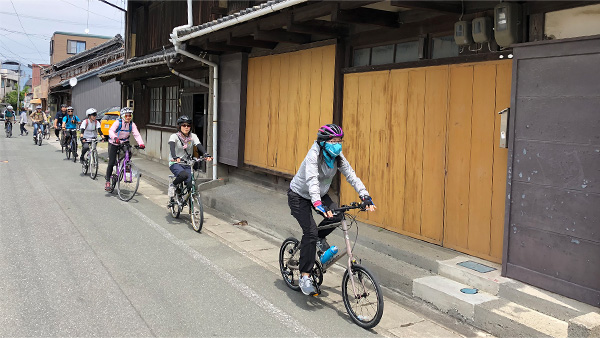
181, 124, 191, 128
67, 110, 74, 112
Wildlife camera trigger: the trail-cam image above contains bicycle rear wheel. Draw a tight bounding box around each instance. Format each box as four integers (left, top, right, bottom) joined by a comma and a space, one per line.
341, 264, 384, 329
190, 192, 204, 232
117, 162, 140, 201
71, 140, 77, 162
90, 151, 98, 179
279, 237, 301, 291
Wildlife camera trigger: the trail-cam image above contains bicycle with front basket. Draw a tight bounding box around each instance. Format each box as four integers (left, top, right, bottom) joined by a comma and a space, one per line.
107, 140, 141, 202
279, 202, 384, 329
167, 157, 206, 232
81, 137, 99, 179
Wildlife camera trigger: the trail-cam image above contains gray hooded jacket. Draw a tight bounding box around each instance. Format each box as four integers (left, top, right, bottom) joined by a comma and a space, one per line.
290, 142, 369, 204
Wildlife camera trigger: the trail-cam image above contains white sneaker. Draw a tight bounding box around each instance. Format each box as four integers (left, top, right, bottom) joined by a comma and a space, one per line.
299, 276, 317, 296
168, 183, 175, 197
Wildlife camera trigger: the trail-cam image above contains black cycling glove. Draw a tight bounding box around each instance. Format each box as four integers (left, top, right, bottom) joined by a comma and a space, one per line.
361, 195, 375, 208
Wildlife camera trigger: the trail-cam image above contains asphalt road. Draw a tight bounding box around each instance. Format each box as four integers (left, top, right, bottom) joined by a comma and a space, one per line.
0, 134, 385, 337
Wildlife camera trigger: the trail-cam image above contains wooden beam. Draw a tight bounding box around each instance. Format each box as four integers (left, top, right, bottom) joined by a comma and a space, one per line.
397, 10, 444, 24
202, 41, 250, 53
287, 15, 348, 37
332, 8, 400, 28
253, 28, 311, 44
391, 1, 462, 13
228, 34, 278, 49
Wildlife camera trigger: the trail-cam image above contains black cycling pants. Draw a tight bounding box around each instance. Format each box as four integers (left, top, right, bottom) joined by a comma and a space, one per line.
287, 190, 342, 274
105, 143, 119, 182
55, 128, 60, 138
81, 141, 91, 160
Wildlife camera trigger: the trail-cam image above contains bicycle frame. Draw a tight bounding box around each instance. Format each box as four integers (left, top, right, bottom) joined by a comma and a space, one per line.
116, 144, 133, 183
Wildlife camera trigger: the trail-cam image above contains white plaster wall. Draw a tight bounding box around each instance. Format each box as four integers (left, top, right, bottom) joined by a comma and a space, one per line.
145, 128, 162, 160
545, 4, 600, 40
160, 130, 171, 162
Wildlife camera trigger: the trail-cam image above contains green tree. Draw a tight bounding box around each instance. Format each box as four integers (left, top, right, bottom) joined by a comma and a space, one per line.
5, 86, 30, 109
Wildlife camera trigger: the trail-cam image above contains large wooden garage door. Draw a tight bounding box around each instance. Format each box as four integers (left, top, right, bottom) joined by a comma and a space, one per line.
244, 45, 336, 174
341, 60, 511, 262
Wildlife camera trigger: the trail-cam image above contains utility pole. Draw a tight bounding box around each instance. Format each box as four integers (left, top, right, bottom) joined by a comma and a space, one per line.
17, 63, 20, 111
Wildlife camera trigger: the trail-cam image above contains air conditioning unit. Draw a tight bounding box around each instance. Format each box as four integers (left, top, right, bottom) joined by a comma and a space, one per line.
126, 99, 134, 110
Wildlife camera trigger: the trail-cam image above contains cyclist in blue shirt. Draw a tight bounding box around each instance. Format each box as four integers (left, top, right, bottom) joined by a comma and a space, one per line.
62, 106, 81, 159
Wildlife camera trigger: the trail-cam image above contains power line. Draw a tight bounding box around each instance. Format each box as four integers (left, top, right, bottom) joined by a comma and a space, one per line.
59, 0, 121, 23
0, 28, 49, 40
0, 11, 120, 29
10, 0, 44, 59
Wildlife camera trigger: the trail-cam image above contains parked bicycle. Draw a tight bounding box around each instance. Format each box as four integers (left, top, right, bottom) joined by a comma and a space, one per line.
5, 122, 12, 138
81, 137, 99, 179
64, 131, 77, 161
107, 140, 141, 202
279, 202, 384, 329
167, 157, 205, 232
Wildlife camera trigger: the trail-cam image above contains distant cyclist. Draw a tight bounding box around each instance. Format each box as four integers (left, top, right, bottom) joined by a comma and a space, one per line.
79, 108, 101, 162
29, 105, 47, 141
19, 108, 28, 136
105, 107, 145, 191
167, 115, 212, 196
3, 105, 16, 134
61, 106, 80, 158
288, 124, 376, 296
54, 104, 68, 141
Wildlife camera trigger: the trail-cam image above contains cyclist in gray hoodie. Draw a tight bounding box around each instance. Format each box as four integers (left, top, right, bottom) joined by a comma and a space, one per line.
288, 124, 376, 296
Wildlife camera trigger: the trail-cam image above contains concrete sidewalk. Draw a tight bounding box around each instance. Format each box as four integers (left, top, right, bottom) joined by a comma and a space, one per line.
95, 146, 599, 338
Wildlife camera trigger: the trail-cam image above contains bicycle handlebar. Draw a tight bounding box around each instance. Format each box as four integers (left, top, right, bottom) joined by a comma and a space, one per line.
332, 202, 367, 214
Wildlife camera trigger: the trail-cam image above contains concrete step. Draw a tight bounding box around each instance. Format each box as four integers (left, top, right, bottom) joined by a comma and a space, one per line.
414, 275, 569, 338
499, 280, 600, 322
475, 299, 569, 338
438, 256, 510, 296
413, 275, 498, 321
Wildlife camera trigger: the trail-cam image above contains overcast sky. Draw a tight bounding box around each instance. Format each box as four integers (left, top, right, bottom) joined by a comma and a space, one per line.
0, 0, 126, 69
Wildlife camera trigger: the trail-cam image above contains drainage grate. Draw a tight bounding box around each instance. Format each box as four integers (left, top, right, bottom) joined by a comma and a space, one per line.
457, 260, 497, 273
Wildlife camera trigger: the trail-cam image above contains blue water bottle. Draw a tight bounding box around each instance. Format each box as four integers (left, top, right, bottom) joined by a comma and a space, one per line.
320, 246, 338, 265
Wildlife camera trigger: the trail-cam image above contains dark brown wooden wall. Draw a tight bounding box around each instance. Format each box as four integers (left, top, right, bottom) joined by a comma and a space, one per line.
505, 35, 600, 307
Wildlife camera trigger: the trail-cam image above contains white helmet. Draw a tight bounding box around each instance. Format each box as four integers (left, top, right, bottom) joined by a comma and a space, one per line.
86, 108, 97, 116
7, 105, 13, 110
120, 107, 133, 118
36, 105, 42, 109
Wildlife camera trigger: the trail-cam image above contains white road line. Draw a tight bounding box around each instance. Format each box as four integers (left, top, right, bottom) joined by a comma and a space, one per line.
123, 202, 319, 337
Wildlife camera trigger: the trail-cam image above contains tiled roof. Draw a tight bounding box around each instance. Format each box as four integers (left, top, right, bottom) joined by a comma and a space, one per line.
53, 34, 123, 69
176, 0, 287, 37
98, 47, 176, 80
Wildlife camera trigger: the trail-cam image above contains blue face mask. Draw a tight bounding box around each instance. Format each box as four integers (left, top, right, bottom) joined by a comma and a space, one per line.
320, 142, 342, 168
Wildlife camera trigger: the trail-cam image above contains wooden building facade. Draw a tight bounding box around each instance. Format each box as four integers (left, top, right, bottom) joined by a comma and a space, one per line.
106, 0, 600, 306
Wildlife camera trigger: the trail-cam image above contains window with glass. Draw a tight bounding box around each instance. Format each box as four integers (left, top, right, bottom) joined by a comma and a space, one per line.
67, 40, 86, 54
353, 41, 420, 67
165, 86, 179, 127
431, 35, 459, 59
150, 87, 162, 125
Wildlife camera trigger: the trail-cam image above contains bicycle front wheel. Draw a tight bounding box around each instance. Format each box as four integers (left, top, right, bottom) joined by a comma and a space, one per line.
279, 237, 301, 291
81, 155, 89, 174
190, 192, 204, 232
38, 133, 42, 146
71, 140, 77, 162
90, 151, 98, 179
341, 264, 384, 329
117, 162, 140, 202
